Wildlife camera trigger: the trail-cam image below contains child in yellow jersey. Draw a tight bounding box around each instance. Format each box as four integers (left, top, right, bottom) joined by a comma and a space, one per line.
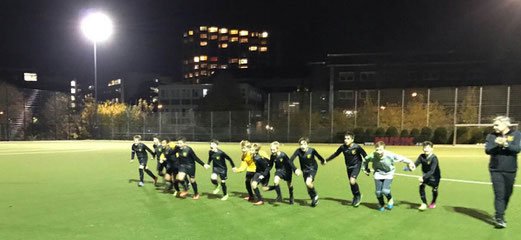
236, 140, 257, 201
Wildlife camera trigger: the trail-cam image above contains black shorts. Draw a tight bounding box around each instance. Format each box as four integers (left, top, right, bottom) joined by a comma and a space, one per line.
303, 170, 317, 182
178, 164, 196, 178
138, 158, 148, 167
275, 169, 292, 182
213, 167, 228, 180
157, 160, 167, 171
253, 172, 266, 183
166, 161, 179, 175
245, 171, 255, 181
347, 164, 361, 179
423, 177, 440, 188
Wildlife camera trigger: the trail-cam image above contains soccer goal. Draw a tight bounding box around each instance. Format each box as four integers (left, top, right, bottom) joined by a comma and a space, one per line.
453, 123, 519, 145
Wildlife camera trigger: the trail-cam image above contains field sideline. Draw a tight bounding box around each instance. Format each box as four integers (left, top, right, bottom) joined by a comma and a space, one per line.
1, 140, 520, 240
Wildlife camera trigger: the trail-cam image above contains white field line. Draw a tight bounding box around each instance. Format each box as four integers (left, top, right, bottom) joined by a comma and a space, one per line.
0, 148, 101, 156
394, 173, 521, 188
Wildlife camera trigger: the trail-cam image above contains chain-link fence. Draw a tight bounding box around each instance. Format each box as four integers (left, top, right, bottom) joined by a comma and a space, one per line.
1, 82, 518, 143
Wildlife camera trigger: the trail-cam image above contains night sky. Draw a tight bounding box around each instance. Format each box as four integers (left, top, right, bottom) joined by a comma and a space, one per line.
1, 0, 521, 87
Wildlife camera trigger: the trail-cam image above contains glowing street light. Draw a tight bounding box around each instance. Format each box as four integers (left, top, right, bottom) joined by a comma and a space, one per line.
81, 11, 113, 138
411, 92, 418, 97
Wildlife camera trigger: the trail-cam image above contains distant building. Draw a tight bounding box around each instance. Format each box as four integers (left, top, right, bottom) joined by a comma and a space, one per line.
99, 73, 174, 105
182, 26, 270, 84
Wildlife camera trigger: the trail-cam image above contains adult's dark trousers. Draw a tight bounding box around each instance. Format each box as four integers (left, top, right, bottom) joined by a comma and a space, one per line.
490, 171, 516, 219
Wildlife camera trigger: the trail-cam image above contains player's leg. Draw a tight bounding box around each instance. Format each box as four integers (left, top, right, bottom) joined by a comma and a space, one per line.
382, 179, 393, 209
273, 175, 282, 201
287, 180, 294, 204
211, 173, 219, 194
418, 183, 427, 210
305, 173, 318, 207
138, 160, 145, 186
220, 172, 228, 199
177, 171, 189, 197
348, 166, 362, 206
251, 174, 264, 205
244, 172, 255, 201
374, 179, 385, 210
491, 171, 507, 227
188, 167, 199, 199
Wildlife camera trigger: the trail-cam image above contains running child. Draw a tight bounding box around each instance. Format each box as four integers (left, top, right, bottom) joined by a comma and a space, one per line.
130, 135, 158, 187
414, 141, 441, 211
207, 139, 237, 200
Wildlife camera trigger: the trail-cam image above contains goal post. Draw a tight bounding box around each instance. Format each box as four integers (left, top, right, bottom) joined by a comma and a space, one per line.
453, 123, 519, 145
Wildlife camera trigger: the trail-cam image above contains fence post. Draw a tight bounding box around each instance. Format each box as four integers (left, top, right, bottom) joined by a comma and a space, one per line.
267, 93, 271, 142
506, 86, 511, 117
401, 89, 404, 131
452, 87, 458, 145
354, 91, 358, 128
210, 111, 214, 140
228, 111, 232, 142
54, 92, 58, 140
309, 92, 312, 137
143, 113, 146, 140
287, 92, 290, 142
478, 87, 482, 124
175, 111, 179, 137
427, 88, 430, 127
377, 90, 381, 128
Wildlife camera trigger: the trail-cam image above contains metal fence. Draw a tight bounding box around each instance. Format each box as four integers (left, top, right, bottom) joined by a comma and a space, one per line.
1, 82, 519, 143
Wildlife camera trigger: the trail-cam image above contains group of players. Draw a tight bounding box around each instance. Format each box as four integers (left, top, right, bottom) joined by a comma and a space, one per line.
130, 132, 441, 211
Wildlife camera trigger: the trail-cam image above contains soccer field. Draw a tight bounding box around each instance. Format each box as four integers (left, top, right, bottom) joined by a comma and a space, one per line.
1, 141, 519, 240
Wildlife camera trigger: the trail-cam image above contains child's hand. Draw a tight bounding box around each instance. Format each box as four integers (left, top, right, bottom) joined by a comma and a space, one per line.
295, 169, 302, 176
408, 163, 416, 171
259, 175, 265, 180
322, 161, 327, 166
418, 176, 423, 183
204, 164, 210, 169
129, 159, 134, 163
364, 169, 371, 176
232, 167, 237, 173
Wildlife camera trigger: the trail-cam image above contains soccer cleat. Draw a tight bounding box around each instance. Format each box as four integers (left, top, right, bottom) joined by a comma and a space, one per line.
418, 203, 427, 211
429, 203, 436, 209
244, 196, 254, 201
311, 195, 319, 207
179, 191, 189, 198
495, 218, 507, 229
253, 200, 264, 206
275, 196, 283, 202
353, 195, 362, 207
172, 190, 179, 197
378, 207, 385, 212
289, 196, 294, 205
212, 187, 220, 194
221, 195, 229, 201
387, 198, 394, 210
153, 177, 158, 186
193, 194, 200, 200
138, 181, 144, 187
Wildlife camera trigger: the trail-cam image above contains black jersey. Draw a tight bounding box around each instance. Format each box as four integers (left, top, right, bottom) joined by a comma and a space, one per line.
131, 143, 154, 160
485, 130, 521, 172
268, 152, 297, 173
290, 147, 325, 172
326, 143, 367, 167
177, 146, 205, 167
153, 144, 164, 161
163, 145, 180, 165
207, 150, 235, 169
252, 153, 270, 176
414, 153, 441, 179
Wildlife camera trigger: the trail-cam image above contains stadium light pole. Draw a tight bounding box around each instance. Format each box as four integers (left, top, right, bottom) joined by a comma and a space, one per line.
81, 11, 113, 138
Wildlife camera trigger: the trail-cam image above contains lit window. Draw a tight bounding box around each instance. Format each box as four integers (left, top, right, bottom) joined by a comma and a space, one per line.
240, 38, 248, 43
219, 36, 228, 41
71, 102, 76, 108
24, 73, 37, 82
210, 56, 218, 62
200, 33, 208, 39
71, 96, 76, 101
220, 43, 228, 48
239, 58, 248, 64
240, 65, 248, 69
229, 58, 238, 63
219, 28, 228, 34
189, 73, 193, 78
230, 37, 238, 42
260, 47, 268, 52
188, 30, 194, 35
70, 80, 76, 87
203, 89, 208, 97
200, 55, 207, 61
209, 26, 218, 33
261, 31, 268, 38
200, 41, 207, 46
210, 35, 218, 40
210, 64, 218, 69
194, 56, 200, 63
201, 63, 208, 68
71, 88, 76, 94
249, 46, 258, 51
194, 65, 199, 70
220, 65, 228, 69
183, 33, 188, 37
195, 72, 199, 77
200, 26, 207, 31
201, 70, 207, 76
230, 29, 238, 35
239, 30, 249, 36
